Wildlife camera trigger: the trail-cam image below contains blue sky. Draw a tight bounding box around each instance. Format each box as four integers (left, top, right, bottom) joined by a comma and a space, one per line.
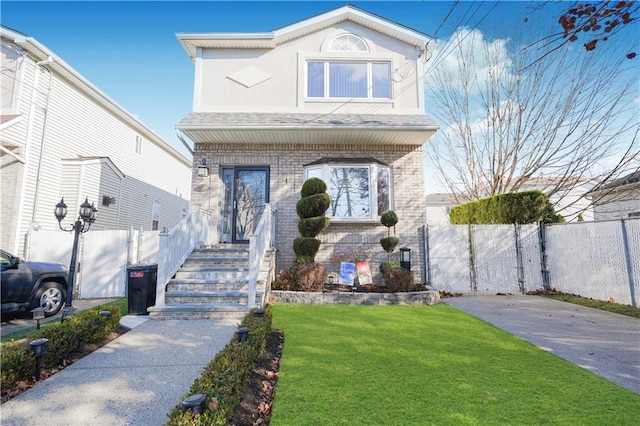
3, 1, 637, 196
2, 0, 548, 158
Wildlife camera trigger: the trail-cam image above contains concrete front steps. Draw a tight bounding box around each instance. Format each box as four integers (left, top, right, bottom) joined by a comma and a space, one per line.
149, 246, 273, 320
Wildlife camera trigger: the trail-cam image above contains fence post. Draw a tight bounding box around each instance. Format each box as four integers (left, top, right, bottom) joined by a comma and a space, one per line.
514, 223, 525, 294
468, 224, 477, 293
422, 225, 430, 287
620, 219, 637, 308
538, 221, 550, 290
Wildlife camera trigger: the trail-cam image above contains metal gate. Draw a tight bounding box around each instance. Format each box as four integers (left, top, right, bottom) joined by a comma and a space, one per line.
427, 225, 472, 293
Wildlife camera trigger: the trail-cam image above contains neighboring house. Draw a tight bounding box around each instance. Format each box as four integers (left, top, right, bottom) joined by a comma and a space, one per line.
1, 26, 192, 256
176, 5, 438, 281
587, 171, 640, 220
426, 193, 458, 226
426, 177, 596, 224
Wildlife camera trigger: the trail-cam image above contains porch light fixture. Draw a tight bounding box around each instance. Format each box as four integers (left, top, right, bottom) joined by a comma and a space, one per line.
31, 307, 45, 330
197, 159, 209, 177
29, 338, 49, 380
54, 197, 97, 321
182, 393, 206, 415
400, 247, 412, 271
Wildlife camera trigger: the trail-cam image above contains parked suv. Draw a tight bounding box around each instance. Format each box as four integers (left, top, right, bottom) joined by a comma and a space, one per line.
1, 250, 69, 317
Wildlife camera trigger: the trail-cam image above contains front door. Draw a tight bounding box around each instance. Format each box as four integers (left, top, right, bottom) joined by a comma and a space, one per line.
220, 167, 270, 243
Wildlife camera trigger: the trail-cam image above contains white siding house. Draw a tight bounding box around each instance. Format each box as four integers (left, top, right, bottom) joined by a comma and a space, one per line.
1, 25, 191, 256
176, 5, 439, 282
588, 171, 640, 220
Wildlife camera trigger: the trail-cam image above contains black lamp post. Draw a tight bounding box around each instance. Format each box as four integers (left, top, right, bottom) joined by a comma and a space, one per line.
54, 197, 97, 321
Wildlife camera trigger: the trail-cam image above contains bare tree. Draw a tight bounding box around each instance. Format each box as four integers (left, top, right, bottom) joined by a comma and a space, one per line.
424, 25, 639, 216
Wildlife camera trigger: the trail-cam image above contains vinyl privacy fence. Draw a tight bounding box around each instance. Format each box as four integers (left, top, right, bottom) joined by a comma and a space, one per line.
25, 209, 213, 299
425, 218, 639, 307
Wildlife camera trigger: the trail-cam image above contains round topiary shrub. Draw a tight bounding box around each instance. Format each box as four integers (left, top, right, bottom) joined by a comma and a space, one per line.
301, 177, 327, 198
298, 217, 330, 237
381, 210, 398, 227
296, 193, 331, 219
293, 237, 321, 258
380, 236, 400, 254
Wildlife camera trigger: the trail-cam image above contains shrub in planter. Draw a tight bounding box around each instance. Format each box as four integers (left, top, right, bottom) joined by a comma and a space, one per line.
293, 177, 330, 264
380, 260, 400, 273
380, 210, 399, 260
382, 267, 423, 292
293, 263, 327, 291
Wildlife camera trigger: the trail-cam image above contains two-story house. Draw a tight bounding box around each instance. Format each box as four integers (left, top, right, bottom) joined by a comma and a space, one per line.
1, 25, 192, 257
176, 5, 438, 282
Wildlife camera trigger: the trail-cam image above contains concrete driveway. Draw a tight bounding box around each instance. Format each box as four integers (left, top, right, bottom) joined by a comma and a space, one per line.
444, 295, 640, 394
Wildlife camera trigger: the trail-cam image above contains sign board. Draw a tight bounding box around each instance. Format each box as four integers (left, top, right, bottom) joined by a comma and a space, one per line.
339, 262, 356, 286
356, 261, 372, 285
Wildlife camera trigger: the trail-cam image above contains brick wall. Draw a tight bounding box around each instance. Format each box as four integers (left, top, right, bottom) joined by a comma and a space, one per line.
192, 142, 426, 284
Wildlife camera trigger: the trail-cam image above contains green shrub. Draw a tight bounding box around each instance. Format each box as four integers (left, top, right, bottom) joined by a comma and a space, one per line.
382, 267, 422, 292
300, 177, 327, 198
380, 210, 398, 228
296, 193, 331, 219
165, 306, 273, 426
298, 217, 330, 237
0, 304, 121, 389
450, 190, 562, 224
380, 237, 400, 254
293, 237, 321, 259
380, 260, 400, 273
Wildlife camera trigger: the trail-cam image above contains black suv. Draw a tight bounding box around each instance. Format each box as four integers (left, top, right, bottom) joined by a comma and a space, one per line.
1, 250, 69, 317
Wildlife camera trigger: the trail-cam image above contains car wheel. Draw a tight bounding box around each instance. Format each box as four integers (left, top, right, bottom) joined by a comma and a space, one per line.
30, 282, 66, 317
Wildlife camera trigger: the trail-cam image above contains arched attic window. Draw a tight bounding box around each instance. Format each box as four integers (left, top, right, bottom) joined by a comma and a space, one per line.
327, 34, 369, 52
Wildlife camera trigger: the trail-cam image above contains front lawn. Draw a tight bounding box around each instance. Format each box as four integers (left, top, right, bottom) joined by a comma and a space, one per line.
271, 304, 639, 425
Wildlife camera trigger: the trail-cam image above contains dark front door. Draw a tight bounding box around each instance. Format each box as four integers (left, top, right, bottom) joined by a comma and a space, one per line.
220, 167, 270, 243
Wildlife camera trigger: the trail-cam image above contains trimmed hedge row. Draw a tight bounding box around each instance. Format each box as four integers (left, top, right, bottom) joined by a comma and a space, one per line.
1, 305, 121, 389
449, 190, 563, 224
165, 305, 273, 426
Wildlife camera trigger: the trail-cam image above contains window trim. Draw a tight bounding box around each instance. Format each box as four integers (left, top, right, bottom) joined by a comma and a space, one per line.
327, 34, 370, 53
304, 158, 393, 223
305, 59, 393, 100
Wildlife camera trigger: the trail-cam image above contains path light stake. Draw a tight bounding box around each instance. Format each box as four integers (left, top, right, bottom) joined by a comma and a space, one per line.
29, 338, 48, 381
99, 310, 112, 317
31, 307, 45, 330
254, 309, 264, 317
237, 327, 250, 342
182, 393, 206, 414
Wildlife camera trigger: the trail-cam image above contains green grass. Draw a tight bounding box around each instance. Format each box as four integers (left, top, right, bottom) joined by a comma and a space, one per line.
271, 304, 640, 425
542, 294, 640, 318
1, 298, 128, 344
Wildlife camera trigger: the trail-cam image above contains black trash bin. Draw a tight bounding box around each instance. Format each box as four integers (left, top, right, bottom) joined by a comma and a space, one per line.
127, 264, 158, 315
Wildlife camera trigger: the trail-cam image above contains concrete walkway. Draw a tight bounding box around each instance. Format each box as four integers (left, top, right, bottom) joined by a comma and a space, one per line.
444, 295, 640, 394
1, 318, 238, 425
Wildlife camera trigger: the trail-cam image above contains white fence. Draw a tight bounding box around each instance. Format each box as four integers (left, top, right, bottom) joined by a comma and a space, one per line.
425, 219, 639, 307
26, 209, 211, 299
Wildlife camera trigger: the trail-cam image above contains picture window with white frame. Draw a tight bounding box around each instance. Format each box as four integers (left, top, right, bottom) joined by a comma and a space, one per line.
305, 158, 392, 221
307, 61, 391, 99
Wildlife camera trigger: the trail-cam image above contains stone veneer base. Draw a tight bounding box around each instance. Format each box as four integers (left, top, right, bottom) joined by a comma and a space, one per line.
270, 290, 441, 305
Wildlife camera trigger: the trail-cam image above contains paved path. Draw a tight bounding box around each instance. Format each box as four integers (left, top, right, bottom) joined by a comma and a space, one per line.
1, 318, 238, 425
444, 295, 640, 394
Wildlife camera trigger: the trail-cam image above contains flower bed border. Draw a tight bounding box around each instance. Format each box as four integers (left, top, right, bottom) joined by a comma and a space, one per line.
270, 290, 441, 305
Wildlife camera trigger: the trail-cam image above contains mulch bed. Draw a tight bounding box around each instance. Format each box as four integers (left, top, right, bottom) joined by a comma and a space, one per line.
228, 329, 284, 426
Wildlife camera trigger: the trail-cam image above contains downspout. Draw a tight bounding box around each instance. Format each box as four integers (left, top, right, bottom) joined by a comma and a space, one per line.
175, 128, 193, 155
13, 55, 54, 256
30, 56, 54, 230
